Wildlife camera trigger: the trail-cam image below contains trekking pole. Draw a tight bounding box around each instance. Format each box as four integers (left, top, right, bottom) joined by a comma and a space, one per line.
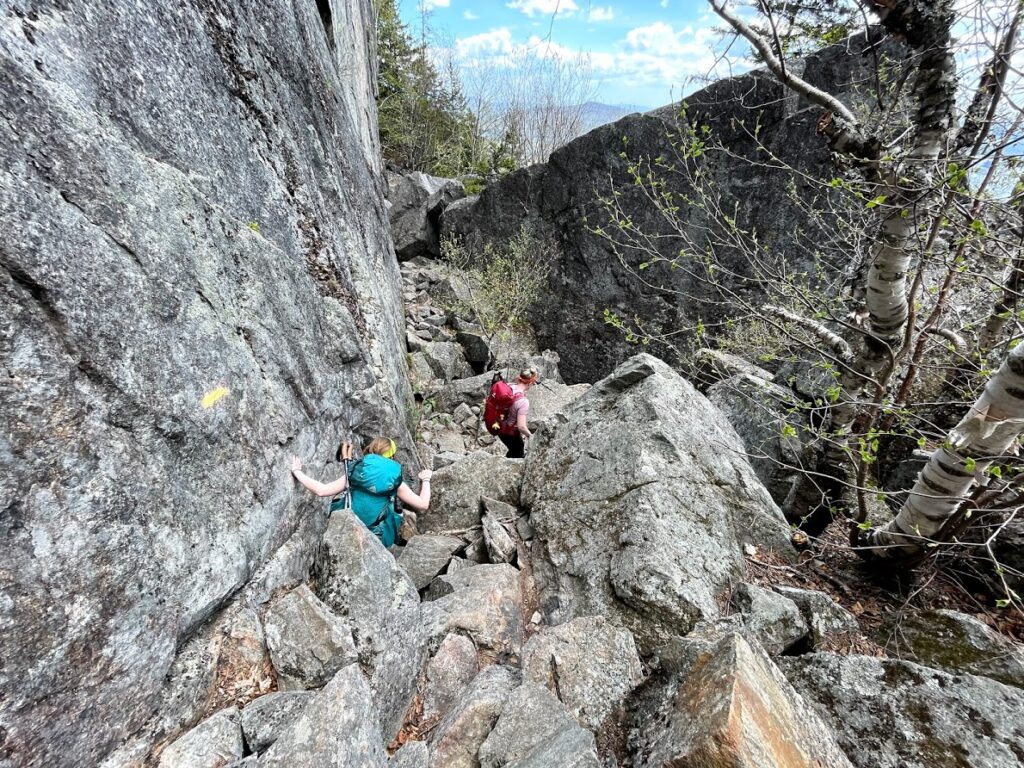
341, 440, 354, 513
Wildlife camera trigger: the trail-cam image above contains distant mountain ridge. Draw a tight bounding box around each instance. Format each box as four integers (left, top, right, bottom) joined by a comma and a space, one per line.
579, 100, 649, 133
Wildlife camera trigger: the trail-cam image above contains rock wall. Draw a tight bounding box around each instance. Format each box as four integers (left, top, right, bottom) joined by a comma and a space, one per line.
444, 32, 897, 384
0, 1, 410, 765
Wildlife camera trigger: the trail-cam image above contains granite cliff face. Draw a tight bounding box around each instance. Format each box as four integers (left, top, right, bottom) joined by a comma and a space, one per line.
443, 33, 894, 384
0, 1, 409, 764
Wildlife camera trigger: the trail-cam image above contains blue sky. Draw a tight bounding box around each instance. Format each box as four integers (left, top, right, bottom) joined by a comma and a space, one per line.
397, 0, 750, 108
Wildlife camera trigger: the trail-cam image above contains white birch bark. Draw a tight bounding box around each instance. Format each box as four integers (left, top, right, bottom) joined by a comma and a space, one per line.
864, 341, 1024, 556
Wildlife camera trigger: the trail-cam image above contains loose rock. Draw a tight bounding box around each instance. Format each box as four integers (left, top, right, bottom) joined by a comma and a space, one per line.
782, 652, 1024, 768
478, 683, 599, 768
773, 585, 859, 649
422, 634, 481, 725
239, 691, 313, 754
521, 616, 644, 730
259, 665, 387, 767
157, 708, 243, 768
398, 535, 465, 591
730, 582, 808, 655
428, 666, 517, 768
421, 452, 524, 532
482, 513, 517, 564
632, 634, 853, 768
422, 564, 525, 656
263, 585, 357, 690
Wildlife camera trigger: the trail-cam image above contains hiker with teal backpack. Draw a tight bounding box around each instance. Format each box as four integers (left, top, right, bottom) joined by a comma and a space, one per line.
290, 437, 431, 548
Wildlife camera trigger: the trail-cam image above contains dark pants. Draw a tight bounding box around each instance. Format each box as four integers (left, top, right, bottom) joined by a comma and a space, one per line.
498, 433, 525, 459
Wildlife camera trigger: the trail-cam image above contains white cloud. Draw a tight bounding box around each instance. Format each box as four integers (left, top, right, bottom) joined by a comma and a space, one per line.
421, 0, 450, 9
661, 0, 669, 6
624, 21, 717, 55
463, 10, 478, 19
588, 6, 614, 21
525, 35, 586, 61
452, 15, 750, 107
456, 27, 515, 57
582, 21, 750, 98
506, 0, 579, 18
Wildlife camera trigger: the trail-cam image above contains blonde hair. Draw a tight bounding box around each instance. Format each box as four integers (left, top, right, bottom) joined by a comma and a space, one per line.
364, 437, 396, 458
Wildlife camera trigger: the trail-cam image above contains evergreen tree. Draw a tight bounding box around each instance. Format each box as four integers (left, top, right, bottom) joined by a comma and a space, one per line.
374, 0, 511, 178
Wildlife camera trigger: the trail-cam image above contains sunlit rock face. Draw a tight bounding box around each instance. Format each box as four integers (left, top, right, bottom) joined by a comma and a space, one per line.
0, 1, 410, 764
443, 31, 897, 384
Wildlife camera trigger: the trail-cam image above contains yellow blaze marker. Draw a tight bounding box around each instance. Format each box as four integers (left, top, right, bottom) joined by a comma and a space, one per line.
201, 386, 230, 409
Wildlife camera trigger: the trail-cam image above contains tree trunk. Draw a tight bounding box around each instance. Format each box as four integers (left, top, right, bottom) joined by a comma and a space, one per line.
862, 341, 1024, 557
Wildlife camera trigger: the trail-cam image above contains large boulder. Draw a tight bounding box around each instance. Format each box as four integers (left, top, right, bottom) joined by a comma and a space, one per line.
522, 354, 793, 651
730, 582, 809, 655
388, 172, 465, 261
781, 653, 1024, 768
397, 534, 465, 591
0, 0, 411, 763
707, 374, 809, 510
478, 684, 600, 768
422, 564, 525, 657
421, 634, 480, 725
443, 32, 899, 384
263, 585, 357, 690
523, 381, 591, 432
420, 342, 474, 383
631, 634, 853, 768
258, 665, 387, 767
420, 452, 524, 532
691, 349, 773, 392
239, 692, 313, 755
520, 616, 644, 730
312, 512, 426, 743
882, 609, 1024, 689
156, 707, 244, 768
427, 666, 518, 768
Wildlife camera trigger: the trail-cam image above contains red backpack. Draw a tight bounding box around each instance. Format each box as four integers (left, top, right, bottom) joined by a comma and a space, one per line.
483, 373, 523, 436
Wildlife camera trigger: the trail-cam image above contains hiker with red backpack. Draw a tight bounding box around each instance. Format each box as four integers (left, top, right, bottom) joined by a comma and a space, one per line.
483, 366, 539, 459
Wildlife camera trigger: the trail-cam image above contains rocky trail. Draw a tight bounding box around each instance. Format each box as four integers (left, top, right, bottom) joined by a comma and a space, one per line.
133, 242, 1024, 768
4, 3, 1024, 766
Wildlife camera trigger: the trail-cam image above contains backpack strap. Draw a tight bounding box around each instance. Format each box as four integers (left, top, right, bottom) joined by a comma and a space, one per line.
368, 488, 398, 529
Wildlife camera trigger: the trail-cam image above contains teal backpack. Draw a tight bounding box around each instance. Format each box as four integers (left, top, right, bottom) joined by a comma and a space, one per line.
331, 454, 404, 547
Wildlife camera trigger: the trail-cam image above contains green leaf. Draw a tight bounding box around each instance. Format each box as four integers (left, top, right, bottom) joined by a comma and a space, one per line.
996, 599, 1011, 608
964, 456, 977, 473
866, 195, 887, 209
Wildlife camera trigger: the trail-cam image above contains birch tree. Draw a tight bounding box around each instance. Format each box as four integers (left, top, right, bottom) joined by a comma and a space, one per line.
866, 340, 1024, 556
596, 0, 1024, 573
